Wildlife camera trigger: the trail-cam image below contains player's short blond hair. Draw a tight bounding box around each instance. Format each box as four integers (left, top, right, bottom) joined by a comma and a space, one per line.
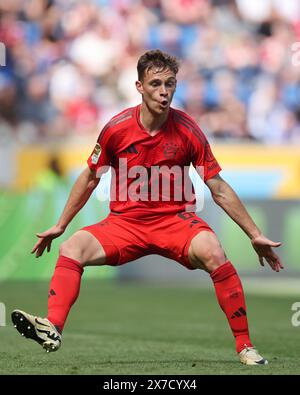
137, 49, 179, 81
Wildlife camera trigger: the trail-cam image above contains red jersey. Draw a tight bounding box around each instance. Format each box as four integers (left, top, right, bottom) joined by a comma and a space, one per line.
87, 104, 221, 218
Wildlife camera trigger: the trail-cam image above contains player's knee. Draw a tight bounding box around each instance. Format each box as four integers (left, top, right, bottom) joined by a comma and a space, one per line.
59, 237, 84, 263
59, 231, 106, 267
189, 233, 226, 272
202, 248, 226, 272
190, 247, 226, 272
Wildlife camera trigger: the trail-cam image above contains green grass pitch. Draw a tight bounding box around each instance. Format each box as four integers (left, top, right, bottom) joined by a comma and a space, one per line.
0, 280, 299, 375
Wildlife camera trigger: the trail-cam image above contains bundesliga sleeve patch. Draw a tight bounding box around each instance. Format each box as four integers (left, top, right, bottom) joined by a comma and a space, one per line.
91, 143, 102, 165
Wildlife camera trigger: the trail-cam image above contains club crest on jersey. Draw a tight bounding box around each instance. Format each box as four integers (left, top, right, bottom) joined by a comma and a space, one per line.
91, 143, 102, 164
163, 142, 179, 159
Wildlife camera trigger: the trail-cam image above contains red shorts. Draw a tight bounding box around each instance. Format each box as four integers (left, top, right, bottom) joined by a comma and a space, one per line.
82, 212, 214, 270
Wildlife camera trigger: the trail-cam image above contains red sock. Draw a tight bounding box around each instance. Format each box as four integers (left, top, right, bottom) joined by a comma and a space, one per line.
210, 261, 253, 353
47, 255, 83, 332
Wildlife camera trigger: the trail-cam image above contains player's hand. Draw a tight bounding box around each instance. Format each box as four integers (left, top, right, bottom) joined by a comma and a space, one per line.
251, 235, 284, 272
31, 225, 65, 258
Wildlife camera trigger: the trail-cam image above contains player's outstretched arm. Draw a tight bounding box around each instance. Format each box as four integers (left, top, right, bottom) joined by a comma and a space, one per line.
31, 166, 100, 258
205, 174, 284, 272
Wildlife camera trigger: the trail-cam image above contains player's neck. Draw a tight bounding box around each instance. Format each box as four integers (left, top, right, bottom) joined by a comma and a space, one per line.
140, 103, 169, 134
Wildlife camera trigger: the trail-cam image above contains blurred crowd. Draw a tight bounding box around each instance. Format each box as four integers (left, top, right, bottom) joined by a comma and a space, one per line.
1, 0, 300, 145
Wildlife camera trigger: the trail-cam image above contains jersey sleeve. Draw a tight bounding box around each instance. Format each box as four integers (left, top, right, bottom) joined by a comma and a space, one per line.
190, 134, 222, 182
87, 124, 113, 174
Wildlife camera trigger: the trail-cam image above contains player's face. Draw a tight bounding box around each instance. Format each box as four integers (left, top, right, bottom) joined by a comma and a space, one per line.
136, 67, 177, 115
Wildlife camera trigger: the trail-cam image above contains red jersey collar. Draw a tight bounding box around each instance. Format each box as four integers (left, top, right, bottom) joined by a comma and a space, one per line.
135, 104, 171, 136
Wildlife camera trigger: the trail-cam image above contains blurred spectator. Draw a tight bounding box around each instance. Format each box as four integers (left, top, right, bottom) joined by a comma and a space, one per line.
35, 155, 64, 191
0, 0, 300, 145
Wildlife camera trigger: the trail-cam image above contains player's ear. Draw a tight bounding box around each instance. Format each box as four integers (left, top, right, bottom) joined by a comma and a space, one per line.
136, 80, 143, 95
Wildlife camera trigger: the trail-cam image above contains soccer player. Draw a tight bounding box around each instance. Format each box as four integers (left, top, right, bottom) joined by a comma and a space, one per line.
12, 50, 283, 365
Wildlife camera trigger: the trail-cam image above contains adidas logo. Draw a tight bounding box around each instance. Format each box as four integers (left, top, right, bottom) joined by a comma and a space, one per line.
35, 318, 61, 342
36, 328, 61, 342
48, 289, 56, 298
123, 144, 138, 154
231, 307, 247, 319
189, 219, 201, 228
